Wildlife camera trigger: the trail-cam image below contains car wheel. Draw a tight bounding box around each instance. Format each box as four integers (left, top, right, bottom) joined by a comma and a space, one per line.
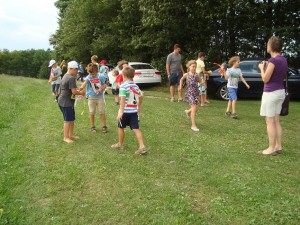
217, 83, 230, 100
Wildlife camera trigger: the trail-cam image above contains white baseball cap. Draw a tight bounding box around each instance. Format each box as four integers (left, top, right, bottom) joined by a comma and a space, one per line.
68, 61, 78, 69
48, 59, 56, 67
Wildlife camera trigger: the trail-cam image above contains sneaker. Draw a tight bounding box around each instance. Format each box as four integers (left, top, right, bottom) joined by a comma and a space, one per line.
225, 111, 231, 117
102, 126, 108, 133
91, 126, 96, 132
135, 147, 147, 155
178, 99, 183, 102
113, 102, 119, 106
231, 113, 238, 118
170, 97, 175, 102
184, 110, 190, 119
191, 127, 200, 132
111, 143, 124, 150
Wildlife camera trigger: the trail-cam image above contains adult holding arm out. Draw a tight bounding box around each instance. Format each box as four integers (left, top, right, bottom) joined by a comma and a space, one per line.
258, 36, 287, 156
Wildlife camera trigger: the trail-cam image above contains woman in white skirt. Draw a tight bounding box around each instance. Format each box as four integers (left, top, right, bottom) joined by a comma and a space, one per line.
258, 36, 287, 156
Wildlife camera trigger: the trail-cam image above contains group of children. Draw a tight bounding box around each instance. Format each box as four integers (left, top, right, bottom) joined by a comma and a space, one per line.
179, 54, 250, 132
52, 58, 147, 155
51, 53, 250, 154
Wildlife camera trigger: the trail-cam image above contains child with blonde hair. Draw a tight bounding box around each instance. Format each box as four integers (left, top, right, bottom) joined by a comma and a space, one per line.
80, 63, 108, 132
179, 60, 201, 131
224, 56, 250, 118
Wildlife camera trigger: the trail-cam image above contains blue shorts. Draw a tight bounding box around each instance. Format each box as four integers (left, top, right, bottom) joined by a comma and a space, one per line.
169, 72, 182, 85
228, 87, 238, 100
118, 112, 139, 129
59, 105, 75, 122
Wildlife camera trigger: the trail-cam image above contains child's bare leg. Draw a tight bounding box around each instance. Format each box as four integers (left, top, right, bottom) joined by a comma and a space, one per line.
114, 95, 119, 103
232, 100, 237, 114
132, 129, 145, 148
201, 95, 205, 106
226, 100, 232, 112
64, 122, 73, 143
101, 114, 106, 126
118, 128, 125, 145
177, 86, 182, 100
190, 105, 198, 128
69, 121, 79, 139
90, 114, 95, 127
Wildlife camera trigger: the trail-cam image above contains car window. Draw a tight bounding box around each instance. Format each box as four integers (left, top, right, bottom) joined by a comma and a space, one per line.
130, 64, 154, 70
239, 61, 259, 74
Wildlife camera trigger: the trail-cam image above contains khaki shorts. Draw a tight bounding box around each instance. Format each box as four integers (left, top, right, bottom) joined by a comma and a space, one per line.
88, 97, 105, 115
260, 89, 285, 117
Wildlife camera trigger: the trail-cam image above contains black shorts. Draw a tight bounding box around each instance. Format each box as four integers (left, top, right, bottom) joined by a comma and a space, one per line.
59, 105, 75, 122
118, 112, 139, 129
112, 88, 119, 95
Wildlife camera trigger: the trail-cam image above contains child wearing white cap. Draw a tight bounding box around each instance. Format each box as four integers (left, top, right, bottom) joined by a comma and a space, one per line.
48, 59, 62, 102
57, 61, 85, 143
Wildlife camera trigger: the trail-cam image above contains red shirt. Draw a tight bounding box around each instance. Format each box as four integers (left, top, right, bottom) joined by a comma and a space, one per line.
116, 74, 123, 84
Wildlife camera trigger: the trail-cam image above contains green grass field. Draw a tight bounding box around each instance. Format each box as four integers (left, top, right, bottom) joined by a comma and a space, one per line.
0, 75, 299, 225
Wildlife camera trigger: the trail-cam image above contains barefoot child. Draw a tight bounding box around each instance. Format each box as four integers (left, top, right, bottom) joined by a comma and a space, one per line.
224, 56, 250, 118
79, 63, 108, 133
179, 60, 201, 132
111, 66, 147, 155
57, 61, 85, 143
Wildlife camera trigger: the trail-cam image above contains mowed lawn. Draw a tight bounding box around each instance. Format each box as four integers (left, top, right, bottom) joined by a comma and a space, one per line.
0, 75, 299, 225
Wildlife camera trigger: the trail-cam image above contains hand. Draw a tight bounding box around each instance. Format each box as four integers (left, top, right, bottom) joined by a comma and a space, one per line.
246, 84, 250, 89
117, 112, 123, 121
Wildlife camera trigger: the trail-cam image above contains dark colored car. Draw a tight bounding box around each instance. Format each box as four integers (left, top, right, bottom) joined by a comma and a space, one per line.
207, 59, 300, 100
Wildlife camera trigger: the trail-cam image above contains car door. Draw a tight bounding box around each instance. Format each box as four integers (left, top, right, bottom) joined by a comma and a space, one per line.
287, 68, 300, 98
238, 61, 263, 98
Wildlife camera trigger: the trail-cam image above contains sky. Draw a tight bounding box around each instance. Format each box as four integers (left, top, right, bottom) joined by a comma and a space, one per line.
0, 0, 59, 51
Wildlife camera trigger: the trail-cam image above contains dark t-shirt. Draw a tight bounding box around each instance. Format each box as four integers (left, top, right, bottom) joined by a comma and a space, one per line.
58, 74, 77, 107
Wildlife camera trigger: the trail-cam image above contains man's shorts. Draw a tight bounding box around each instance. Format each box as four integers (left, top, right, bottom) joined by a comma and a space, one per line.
118, 112, 139, 129
112, 88, 119, 95
260, 89, 285, 117
52, 84, 60, 92
228, 87, 238, 100
88, 98, 105, 115
169, 72, 182, 85
59, 105, 75, 122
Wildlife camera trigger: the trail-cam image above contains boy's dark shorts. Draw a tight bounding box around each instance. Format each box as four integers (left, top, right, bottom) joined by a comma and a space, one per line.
118, 112, 139, 129
59, 105, 75, 122
169, 72, 183, 85
52, 83, 60, 92
112, 88, 119, 95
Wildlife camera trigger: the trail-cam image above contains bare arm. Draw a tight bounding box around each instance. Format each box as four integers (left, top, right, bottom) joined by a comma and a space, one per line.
117, 96, 126, 120
179, 73, 188, 90
180, 64, 185, 75
166, 63, 170, 76
240, 75, 250, 89
258, 62, 274, 83
71, 88, 85, 95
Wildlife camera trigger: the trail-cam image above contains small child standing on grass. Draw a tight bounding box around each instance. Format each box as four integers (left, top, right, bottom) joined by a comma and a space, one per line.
111, 69, 120, 105
179, 60, 201, 132
48, 59, 62, 102
79, 63, 108, 133
224, 56, 250, 118
111, 66, 147, 155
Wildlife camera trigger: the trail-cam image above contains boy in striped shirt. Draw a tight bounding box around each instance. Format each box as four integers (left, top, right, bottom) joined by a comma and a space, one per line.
111, 66, 147, 155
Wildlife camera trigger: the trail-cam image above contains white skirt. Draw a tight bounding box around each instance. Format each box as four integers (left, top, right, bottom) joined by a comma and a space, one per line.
260, 89, 285, 117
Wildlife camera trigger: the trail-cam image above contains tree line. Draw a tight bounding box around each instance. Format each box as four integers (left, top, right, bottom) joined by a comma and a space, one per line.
1, 0, 299, 80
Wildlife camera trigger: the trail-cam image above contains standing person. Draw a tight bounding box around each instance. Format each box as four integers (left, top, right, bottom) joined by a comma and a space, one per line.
60, 60, 67, 77
166, 44, 185, 102
99, 59, 109, 94
224, 56, 250, 118
179, 60, 201, 132
91, 55, 99, 70
258, 36, 287, 156
77, 62, 85, 81
196, 52, 210, 106
48, 59, 62, 102
111, 66, 147, 155
111, 69, 120, 105
58, 61, 85, 143
115, 60, 129, 90
79, 63, 108, 133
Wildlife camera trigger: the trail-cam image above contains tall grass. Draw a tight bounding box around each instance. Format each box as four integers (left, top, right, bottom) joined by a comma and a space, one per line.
0, 75, 299, 224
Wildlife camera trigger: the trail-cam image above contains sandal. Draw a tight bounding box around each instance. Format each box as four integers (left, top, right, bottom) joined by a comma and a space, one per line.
135, 147, 147, 155
102, 126, 108, 133
91, 126, 96, 132
111, 143, 124, 150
